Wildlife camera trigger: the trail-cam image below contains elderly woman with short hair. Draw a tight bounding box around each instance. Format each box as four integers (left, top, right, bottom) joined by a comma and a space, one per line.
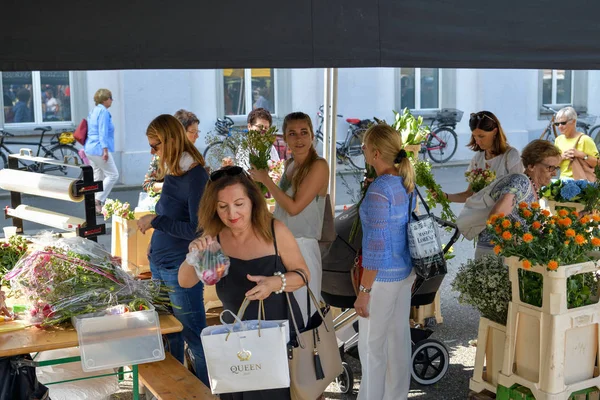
474, 139, 562, 258
554, 106, 599, 180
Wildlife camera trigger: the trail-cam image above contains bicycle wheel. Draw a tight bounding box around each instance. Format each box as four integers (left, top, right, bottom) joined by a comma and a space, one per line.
347, 129, 366, 171
576, 122, 589, 135
426, 127, 457, 163
0, 152, 7, 171
590, 125, 600, 146
43, 145, 83, 179
203, 141, 236, 172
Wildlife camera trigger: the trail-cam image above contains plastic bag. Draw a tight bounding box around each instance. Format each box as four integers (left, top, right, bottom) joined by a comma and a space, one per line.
136, 191, 159, 212
0, 354, 50, 400
185, 241, 230, 285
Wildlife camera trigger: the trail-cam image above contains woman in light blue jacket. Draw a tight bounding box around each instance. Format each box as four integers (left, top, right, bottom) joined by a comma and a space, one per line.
84, 88, 119, 214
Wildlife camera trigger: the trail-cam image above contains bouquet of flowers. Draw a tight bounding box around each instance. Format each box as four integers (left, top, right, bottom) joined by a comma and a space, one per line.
5, 237, 170, 327
487, 202, 600, 268
268, 160, 285, 186
465, 164, 496, 192
241, 126, 278, 194
0, 235, 28, 289
540, 179, 600, 212
451, 255, 511, 325
102, 199, 135, 221
185, 241, 230, 285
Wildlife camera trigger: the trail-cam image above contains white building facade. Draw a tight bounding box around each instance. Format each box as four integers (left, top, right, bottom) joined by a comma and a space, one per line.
2, 68, 599, 185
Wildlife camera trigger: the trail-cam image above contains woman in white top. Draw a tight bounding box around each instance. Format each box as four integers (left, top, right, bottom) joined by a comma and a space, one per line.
441, 111, 524, 202
249, 111, 329, 323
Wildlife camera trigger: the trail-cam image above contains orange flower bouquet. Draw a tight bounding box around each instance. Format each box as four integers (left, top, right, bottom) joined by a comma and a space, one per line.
486, 202, 600, 270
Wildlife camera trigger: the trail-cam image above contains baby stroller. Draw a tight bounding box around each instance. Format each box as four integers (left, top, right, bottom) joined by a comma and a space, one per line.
321, 201, 460, 393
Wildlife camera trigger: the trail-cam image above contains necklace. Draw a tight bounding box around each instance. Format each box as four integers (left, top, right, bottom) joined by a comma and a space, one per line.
526, 174, 539, 200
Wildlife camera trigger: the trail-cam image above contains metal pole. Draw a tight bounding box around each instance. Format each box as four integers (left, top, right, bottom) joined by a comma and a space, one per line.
329, 68, 338, 207
322, 68, 331, 163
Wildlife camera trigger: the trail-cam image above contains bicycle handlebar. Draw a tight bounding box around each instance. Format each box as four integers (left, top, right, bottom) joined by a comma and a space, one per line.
0, 130, 14, 137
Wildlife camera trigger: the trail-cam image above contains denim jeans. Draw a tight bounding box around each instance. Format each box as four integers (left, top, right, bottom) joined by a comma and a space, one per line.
150, 261, 209, 386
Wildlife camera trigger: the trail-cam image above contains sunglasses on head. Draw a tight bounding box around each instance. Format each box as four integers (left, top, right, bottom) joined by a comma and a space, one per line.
209, 166, 245, 182
553, 120, 571, 127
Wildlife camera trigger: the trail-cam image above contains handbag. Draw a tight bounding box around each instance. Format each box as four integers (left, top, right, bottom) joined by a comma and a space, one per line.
569, 135, 597, 182
407, 187, 447, 279
200, 299, 291, 394
73, 118, 88, 145
286, 270, 343, 400
318, 194, 336, 257
350, 248, 363, 296
456, 173, 532, 240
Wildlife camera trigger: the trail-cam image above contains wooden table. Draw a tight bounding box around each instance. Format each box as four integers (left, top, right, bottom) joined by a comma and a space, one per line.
0, 314, 183, 400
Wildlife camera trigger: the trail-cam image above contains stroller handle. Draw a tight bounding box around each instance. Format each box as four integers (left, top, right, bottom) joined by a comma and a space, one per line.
431, 216, 460, 255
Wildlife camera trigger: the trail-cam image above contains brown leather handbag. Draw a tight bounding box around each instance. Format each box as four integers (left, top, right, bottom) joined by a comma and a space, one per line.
286, 270, 343, 400
569, 135, 597, 182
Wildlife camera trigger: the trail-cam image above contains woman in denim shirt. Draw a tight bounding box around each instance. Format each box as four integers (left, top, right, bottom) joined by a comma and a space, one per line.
355, 124, 416, 400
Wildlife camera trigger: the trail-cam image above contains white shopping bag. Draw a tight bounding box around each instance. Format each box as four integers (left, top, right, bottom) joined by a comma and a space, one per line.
200, 304, 291, 394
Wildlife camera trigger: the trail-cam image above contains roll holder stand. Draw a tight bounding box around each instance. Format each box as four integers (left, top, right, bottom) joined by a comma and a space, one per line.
4, 150, 106, 242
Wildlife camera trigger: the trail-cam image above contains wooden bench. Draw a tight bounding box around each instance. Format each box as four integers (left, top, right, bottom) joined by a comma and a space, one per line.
138, 353, 218, 400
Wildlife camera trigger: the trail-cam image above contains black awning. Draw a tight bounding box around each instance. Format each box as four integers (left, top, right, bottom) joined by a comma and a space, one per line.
1, 0, 599, 71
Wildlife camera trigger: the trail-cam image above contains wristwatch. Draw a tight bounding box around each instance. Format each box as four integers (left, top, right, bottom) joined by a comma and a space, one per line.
584, 155, 589, 160
359, 285, 372, 294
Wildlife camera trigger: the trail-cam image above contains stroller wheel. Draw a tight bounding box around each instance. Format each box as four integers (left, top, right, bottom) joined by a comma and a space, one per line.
411, 339, 449, 385
336, 362, 354, 394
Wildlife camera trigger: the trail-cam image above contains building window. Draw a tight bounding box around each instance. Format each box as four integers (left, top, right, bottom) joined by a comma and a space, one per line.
222, 68, 275, 116
399, 68, 440, 110
2, 71, 72, 125
541, 69, 573, 105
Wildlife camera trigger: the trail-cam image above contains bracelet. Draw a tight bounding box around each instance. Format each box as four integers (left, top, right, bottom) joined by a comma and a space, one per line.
444, 192, 449, 200
274, 271, 287, 294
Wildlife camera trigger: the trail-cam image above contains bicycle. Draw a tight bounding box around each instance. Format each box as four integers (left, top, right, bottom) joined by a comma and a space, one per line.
0, 126, 82, 178
539, 104, 600, 143
202, 117, 245, 172
416, 109, 461, 164
315, 105, 369, 171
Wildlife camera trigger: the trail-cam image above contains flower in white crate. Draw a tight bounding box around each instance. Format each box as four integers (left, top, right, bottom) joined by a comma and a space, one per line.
101, 199, 135, 221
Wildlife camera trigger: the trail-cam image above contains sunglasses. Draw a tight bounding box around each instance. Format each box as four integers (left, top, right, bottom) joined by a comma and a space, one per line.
469, 112, 497, 128
149, 141, 161, 151
553, 120, 571, 127
209, 166, 245, 182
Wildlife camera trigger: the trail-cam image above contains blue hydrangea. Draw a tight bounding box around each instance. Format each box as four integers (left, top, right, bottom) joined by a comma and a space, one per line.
575, 180, 589, 189
560, 182, 581, 200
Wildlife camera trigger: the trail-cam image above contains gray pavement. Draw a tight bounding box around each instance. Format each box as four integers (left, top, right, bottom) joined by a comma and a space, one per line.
1, 164, 479, 400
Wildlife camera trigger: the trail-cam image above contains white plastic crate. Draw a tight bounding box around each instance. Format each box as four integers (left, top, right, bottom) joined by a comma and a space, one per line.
469, 317, 506, 394
73, 306, 164, 372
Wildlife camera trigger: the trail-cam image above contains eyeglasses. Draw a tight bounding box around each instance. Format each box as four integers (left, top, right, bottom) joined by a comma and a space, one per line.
469, 112, 497, 127
109, 97, 113, 100
251, 124, 269, 131
187, 129, 200, 136
149, 141, 161, 151
209, 166, 245, 182
540, 162, 560, 173
553, 120, 571, 127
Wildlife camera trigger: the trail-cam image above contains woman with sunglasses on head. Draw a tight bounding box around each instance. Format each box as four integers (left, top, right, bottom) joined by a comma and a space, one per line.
553, 106, 599, 180
439, 111, 524, 203
248, 112, 329, 324
473, 140, 562, 258
84, 88, 119, 214
179, 166, 309, 400
142, 109, 201, 194
354, 124, 416, 400
136, 114, 210, 385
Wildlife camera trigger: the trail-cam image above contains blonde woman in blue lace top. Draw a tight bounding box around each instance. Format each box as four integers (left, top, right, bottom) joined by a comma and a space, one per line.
355, 124, 416, 400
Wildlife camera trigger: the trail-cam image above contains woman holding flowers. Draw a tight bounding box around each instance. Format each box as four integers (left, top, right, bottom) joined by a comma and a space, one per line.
354, 124, 415, 400
475, 139, 562, 258
136, 114, 210, 385
553, 106, 599, 180
248, 111, 329, 323
441, 111, 523, 202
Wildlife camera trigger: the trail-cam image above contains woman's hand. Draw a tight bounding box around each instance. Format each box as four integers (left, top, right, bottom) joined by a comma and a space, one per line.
189, 235, 215, 252
562, 148, 584, 160
245, 274, 279, 300
248, 167, 271, 185
153, 181, 163, 193
102, 148, 109, 162
354, 292, 370, 318
137, 214, 156, 234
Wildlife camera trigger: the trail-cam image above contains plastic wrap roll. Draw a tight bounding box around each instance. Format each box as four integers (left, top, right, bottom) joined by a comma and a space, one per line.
6, 205, 86, 230
0, 169, 83, 202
